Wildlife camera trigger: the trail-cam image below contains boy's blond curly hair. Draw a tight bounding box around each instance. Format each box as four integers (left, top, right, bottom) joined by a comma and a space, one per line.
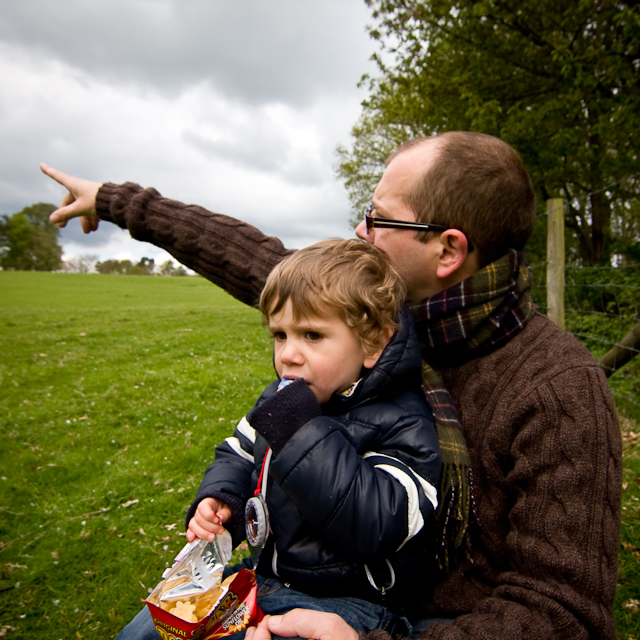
259, 238, 407, 357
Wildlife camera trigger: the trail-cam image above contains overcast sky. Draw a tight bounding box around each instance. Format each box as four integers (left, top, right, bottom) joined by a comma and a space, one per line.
0, 0, 379, 266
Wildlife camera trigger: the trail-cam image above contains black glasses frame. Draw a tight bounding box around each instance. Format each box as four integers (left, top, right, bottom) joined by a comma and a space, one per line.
364, 206, 474, 252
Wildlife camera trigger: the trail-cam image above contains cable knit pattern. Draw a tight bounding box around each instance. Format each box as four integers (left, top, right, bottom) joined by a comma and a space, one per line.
96, 182, 293, 307
95, 184, 622, 640
418, 314, 621, 639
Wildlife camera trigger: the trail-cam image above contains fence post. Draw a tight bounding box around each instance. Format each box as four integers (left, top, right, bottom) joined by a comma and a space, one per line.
546, 198, 565, 329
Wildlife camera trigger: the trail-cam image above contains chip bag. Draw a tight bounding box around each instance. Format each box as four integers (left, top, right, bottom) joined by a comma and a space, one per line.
146, 532, 263, 639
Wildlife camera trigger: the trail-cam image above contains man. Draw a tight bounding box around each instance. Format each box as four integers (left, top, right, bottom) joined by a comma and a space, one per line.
41, 131, 621, 639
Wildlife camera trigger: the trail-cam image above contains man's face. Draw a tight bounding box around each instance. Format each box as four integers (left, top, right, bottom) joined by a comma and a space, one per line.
355, 143, 444, 303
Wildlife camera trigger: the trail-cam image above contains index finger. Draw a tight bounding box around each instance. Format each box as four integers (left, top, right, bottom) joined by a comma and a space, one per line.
40, 163, 72, 189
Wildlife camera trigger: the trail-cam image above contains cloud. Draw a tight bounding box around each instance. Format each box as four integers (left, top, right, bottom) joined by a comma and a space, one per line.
1, 1, 372, 104
0, 1, 376, 262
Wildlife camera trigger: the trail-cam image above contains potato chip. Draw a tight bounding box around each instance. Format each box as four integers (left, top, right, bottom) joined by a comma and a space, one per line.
171, 600, 198, 623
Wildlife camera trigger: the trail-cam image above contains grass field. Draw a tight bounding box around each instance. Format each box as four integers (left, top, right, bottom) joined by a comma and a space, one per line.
1, 272, 639, 639
0, 272, 273, 638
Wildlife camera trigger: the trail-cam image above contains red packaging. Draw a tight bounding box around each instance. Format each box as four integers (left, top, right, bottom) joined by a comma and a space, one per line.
145, 534, 262, 639
146, 568, 263, 640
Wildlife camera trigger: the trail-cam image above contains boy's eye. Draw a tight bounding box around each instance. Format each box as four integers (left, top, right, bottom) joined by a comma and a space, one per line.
305, 331, 322, 342
273, 331, 287, 341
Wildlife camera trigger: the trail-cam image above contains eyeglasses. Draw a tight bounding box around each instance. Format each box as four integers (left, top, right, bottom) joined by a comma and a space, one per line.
364, 205, 474, 252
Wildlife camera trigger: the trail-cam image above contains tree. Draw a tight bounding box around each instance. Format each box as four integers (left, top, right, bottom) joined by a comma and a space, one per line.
63, 254, 98, 274
599, 320, 640, 377
94, 257, 170, 276
0, 203, 63, 271
337, 0, 640, 265
158, 259, 188, 277
96, 259, 131, 275
134, 257, 155, 275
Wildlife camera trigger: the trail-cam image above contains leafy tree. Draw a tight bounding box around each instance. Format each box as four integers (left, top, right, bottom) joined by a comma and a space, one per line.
95, 257, 165, 276
158, 259, 188, 276
0, 203, 62, 271
96, 259, 133, 275
134, 257, 155, 275
338, 0, 640, 265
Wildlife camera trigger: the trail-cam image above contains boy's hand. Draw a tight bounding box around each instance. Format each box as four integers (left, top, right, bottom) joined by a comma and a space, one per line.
248, 378, 321, 455
186, 498, 231, 542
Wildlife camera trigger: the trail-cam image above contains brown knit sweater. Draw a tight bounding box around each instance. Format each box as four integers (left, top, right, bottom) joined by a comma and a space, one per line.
96, 182, 622, 639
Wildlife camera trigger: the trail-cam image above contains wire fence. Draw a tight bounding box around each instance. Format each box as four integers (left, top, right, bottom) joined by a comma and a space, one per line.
530, 259, 640, 424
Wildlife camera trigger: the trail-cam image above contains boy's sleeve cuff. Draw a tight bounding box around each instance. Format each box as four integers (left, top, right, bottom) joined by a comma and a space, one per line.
247, 378, 321, 455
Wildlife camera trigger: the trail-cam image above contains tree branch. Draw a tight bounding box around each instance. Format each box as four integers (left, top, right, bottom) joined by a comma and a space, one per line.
599, 320, 640, 377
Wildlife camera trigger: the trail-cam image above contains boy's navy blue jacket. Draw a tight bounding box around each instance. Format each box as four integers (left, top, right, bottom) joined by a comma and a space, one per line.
185, 308, 441, 610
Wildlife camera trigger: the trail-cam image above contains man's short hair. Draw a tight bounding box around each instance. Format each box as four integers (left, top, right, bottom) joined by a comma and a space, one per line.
259, 238, 406, 357
390, 132, 537, 266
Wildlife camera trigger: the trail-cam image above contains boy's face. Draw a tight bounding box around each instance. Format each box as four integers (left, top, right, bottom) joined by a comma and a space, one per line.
268, 299, 384, 405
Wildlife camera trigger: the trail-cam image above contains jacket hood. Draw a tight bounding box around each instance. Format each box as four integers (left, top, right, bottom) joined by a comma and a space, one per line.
323, 305, 423, 415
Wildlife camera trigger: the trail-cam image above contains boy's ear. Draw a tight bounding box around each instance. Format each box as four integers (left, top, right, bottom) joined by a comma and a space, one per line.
363, 328, 393, 369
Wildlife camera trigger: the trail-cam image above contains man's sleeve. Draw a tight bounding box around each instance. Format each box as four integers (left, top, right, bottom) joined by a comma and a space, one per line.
96, 182, 295, 307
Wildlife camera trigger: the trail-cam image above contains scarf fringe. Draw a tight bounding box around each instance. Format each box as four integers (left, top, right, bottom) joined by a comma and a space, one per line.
434, 462, 472, 573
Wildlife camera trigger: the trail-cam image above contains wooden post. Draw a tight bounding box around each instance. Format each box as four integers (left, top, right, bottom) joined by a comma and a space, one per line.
546, 198, 565, 329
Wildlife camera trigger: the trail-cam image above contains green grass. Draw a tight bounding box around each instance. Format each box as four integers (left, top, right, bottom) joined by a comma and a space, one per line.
0, 272, 273, 638
1, 272, 639, 639
618, 417, 640, 639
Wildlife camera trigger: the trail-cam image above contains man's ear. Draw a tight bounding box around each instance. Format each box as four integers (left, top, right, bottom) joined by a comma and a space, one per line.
363, 328, 393, 369
435, 229, 476, 280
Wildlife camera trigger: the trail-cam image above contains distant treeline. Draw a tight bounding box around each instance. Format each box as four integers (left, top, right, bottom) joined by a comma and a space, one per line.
94, 257, 188, 276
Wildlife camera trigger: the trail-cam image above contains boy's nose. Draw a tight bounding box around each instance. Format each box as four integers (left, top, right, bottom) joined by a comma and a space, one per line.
279, 340, 304, 365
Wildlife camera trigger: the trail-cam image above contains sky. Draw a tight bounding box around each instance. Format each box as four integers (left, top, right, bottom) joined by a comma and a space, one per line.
0, 0, 379, 267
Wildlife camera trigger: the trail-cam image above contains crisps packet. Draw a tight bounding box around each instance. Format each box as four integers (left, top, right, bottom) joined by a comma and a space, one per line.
146, 532, 263, 639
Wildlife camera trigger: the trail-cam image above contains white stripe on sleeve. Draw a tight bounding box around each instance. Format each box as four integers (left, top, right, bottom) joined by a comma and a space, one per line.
375, 463, 424, 548
363, 452, 439, 549
224, 416, 256, 463
364, 451, 438, 510
236, 416, 256, 443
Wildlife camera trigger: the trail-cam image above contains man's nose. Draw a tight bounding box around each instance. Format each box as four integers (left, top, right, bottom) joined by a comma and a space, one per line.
355, 219, 370, 241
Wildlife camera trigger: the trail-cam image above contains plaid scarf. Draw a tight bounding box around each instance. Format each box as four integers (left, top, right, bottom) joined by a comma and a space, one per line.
409, 249, 535, 571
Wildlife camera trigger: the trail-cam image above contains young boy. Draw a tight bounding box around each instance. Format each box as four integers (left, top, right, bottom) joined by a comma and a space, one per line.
185, 238, 441, 636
